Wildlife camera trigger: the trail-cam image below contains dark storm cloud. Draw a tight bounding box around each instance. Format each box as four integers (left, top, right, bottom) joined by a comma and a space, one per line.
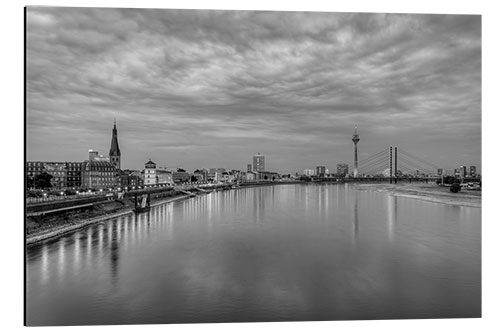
26, 7, 481, 172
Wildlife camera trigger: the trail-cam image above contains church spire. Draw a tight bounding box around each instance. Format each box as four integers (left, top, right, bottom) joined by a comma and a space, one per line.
109, 121, 121, 170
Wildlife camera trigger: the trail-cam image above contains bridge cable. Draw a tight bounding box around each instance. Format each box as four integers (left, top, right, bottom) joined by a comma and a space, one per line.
397, 148, 441, 170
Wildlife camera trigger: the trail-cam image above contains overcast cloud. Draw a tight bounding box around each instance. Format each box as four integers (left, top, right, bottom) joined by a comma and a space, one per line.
26, 7, 481, 173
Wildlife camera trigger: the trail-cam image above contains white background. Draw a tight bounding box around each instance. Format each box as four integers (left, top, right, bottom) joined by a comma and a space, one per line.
1, 0, 498, 332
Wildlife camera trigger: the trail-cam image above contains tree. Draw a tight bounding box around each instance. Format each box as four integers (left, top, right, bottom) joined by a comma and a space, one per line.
441, 176, 459, 185
190, 175, 197, 182
177, 168, 186, 172
27, 176, 34, 189
450, 183, 461, 193
34, 172, 53, 189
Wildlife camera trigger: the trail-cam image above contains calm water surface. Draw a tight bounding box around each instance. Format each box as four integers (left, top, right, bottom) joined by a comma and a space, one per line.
26, 184, 481, 325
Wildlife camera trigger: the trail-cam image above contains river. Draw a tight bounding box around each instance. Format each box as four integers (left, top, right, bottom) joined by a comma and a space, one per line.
26, 184, 481, 325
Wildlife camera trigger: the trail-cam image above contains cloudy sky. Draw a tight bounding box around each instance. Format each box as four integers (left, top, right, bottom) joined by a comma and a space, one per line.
26, 7, 481, 173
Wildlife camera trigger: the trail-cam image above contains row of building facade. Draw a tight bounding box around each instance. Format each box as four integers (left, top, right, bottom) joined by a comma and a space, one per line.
27, 159, 283, 190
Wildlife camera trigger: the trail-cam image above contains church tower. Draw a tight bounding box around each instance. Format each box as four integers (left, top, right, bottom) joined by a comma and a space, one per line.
109, 120, 121, 170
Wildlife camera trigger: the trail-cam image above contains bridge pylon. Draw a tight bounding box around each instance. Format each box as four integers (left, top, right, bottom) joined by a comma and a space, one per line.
390, 146, 393, 184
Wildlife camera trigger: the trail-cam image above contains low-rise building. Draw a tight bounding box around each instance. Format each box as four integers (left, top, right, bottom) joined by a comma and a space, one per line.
81, 160, 117, 189
66, 162, 83, 188
119, 169, 143, 189
246, 171, 256, 181
208, 168, 225, 181
27, 161, 83, 189
255, 171, 280, 181
42, 162, 67, 188
193, 169, 208, 182
173, 170, 190, 184
157, 169, 174, 185
144, 159, 157, 186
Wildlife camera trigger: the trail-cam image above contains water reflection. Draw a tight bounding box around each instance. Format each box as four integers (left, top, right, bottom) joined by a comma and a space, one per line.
40, 246, 48, 286
387, 195, 397, 242
109, 221, 120, 286
253, 188, 266, 224
57, 238, 66, 282
353, 189, 359, 243
27, 184, 481, 325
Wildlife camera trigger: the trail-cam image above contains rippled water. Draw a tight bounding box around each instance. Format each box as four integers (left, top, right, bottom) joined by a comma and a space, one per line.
26, 184, 481, 325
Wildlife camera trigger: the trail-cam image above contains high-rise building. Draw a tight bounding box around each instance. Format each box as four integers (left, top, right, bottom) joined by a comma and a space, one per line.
253, 153, 265, 171
352, 125, 360, 177
470, 166, 477, 177
337, 163, 349, 176
460, 166, 467, 178
316, 166, 326, 177
109, 120, 121, 170
247, 164, 252, 172
303, 169, 315, 176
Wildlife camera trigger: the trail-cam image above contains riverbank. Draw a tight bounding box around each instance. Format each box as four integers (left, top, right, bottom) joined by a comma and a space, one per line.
26, 194, 191, 246
353, 183, 481, 208
25, 183, 296, 246
28, 181, 476, 246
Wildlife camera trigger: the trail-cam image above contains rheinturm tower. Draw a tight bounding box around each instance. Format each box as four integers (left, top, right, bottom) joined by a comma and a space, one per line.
109, 120, 121, 170
352, 125, 360, 177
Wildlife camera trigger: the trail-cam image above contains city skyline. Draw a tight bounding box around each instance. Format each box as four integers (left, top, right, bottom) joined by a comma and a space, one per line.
27, 8, 481, 174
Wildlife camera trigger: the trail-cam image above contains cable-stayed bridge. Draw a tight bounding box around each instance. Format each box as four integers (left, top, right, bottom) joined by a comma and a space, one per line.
312, 146, 480, 183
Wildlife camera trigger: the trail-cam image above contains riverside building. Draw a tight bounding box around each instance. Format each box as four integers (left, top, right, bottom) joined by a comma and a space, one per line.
27, 161, 83, 189
144, 159, 157, 186
316, 166, 326, 177
337, 163, 349, 177
81, 160, 117, 189
470, 166, 477, 177
253, 153, 265, 171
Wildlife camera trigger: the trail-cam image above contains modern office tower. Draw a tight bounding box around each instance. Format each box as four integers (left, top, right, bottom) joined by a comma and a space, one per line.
316, 166, 326, 176
247, 164, 252, 172
337, 163, 349, 176
470, 166, 477, 177
460, 166, 467, 178
253, 153, 265, 171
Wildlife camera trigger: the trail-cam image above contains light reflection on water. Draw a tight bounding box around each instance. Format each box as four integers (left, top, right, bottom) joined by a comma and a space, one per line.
26, 184, 481, 326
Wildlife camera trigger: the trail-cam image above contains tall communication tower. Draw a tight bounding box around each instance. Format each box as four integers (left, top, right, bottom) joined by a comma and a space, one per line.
352, 125, 360, 177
